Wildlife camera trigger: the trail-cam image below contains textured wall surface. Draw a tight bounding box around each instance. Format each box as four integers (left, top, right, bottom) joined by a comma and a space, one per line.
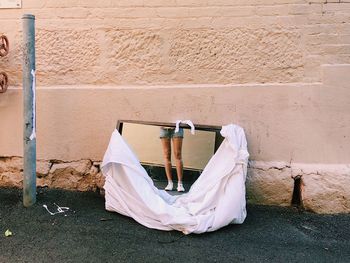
1, 0, 350, 213
1, 1, 350, 86
168, 28, 303, 84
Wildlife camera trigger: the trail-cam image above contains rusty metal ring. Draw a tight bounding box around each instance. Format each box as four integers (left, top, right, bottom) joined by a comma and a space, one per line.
0, 72, 8, 93
0, 35, 9, 57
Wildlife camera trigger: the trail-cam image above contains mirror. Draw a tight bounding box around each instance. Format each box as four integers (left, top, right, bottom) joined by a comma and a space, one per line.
117, 120, 223, 195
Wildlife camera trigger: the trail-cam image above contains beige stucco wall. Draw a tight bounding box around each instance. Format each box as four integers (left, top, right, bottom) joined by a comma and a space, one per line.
1, 0, 350, 213
1, 1, 350, 87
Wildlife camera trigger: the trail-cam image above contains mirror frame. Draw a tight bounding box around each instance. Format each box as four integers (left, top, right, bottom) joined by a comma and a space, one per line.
116, 120, 224, 151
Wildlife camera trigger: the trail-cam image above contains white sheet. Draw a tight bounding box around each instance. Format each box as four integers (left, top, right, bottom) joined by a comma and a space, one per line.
101, 124, 249, 234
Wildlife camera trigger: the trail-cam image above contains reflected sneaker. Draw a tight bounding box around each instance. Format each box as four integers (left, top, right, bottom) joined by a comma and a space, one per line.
165, 181, 173, 191
177, 183, 185, 192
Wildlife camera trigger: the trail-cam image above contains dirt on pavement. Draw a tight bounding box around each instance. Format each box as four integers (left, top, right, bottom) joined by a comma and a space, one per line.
0, 187, 349, 263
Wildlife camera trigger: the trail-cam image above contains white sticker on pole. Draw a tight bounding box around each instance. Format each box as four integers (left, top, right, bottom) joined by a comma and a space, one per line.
29, 69, 36, 141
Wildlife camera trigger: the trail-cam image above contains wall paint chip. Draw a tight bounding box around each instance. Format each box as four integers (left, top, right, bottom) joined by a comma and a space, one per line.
0, 0, 21, 9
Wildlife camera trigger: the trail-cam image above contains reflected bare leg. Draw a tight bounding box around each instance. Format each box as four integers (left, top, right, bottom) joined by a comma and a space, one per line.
173, 137, 184, 192
161, 138, 173, 190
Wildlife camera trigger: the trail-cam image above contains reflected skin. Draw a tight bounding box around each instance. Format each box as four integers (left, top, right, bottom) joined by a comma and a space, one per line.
161, 137, 183, 184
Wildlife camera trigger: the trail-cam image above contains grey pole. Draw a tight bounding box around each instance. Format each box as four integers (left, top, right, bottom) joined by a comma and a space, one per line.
22, 14, 36, 207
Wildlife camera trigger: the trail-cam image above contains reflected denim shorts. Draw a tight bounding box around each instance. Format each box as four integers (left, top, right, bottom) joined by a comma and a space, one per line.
159, 127, 184, 139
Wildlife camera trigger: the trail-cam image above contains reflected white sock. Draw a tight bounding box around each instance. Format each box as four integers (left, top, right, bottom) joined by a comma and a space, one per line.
177, 182, 185, 192
165, 181, 173, 191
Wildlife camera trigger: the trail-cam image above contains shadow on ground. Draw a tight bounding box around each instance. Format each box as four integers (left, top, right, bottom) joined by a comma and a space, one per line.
0, 188, 349, 263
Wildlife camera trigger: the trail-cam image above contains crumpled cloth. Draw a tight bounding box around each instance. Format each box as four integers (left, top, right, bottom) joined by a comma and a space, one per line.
101, 124, 249, 234
175, 120, 195, 134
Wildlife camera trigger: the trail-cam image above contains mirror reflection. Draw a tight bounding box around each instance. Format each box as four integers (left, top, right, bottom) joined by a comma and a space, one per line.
119, 121, 223, 195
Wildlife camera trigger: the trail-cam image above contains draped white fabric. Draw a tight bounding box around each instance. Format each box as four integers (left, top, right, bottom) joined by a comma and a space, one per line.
101, 124, 249, 234
175, 120, 195, 134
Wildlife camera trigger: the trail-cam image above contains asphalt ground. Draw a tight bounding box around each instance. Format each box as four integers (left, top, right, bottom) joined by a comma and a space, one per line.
0, 187, 349, 263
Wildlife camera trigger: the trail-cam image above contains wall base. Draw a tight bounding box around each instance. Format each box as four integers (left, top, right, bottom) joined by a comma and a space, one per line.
247, 161, 350, 214
1, 156, 349, 214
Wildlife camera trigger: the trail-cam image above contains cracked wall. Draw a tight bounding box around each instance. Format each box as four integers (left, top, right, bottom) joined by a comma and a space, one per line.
247, 162, 294, 207
247, 161, 350, 214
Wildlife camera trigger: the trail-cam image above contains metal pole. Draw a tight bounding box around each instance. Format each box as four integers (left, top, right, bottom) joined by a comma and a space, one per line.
22, 14, 36, 207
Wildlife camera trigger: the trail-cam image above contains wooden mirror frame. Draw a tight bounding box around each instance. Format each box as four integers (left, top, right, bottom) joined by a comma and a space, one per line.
116, 120, 224, 151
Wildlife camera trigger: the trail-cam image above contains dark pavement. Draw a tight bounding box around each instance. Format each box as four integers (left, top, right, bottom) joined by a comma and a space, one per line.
0, 187, 349, 263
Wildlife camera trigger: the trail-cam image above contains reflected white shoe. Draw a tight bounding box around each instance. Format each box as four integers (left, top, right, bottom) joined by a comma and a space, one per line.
177, 183, 185, 192
165, 181, 173, 191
